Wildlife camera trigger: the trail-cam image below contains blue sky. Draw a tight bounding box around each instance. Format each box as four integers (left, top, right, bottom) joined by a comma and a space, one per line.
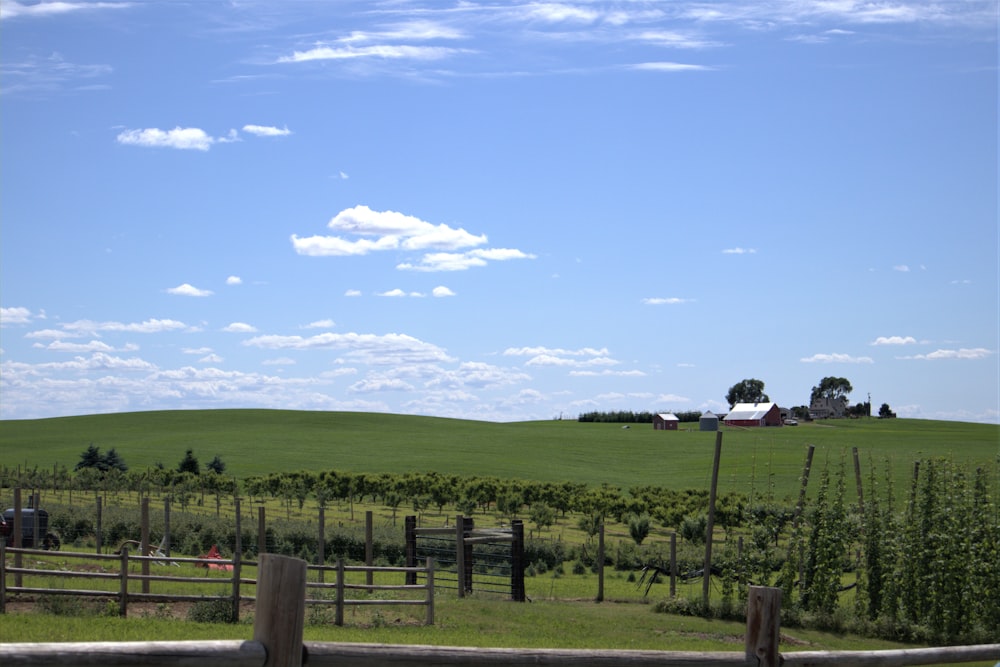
1, 0, 997, 424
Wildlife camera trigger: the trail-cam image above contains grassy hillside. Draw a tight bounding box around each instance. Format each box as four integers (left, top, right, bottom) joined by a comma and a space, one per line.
2, 410, 998, 501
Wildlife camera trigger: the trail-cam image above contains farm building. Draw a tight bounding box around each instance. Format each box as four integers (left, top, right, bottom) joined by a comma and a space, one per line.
653, 413, 679, 430
809, 396, 848, 419
699, 411, 719, 431
724, 402, 782, 427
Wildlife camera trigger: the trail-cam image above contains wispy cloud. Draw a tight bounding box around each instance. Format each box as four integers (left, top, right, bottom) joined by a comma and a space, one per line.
223, 322, 257, 333
62, 318, 188, 334
1, 1, 131, 20
166, 283, 213, 297
722, 247, 757, 254
800, 353, 874, 364
902, 348, 994, 361
893, 264, 910, 272
118, 127, 234, 151
628, 62, 711, 72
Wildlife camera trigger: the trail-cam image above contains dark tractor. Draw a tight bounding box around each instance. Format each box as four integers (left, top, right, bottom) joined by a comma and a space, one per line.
1, 508, 61, 550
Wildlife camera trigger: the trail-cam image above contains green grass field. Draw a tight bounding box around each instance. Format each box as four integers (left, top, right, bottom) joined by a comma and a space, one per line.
2, 410, 998, 502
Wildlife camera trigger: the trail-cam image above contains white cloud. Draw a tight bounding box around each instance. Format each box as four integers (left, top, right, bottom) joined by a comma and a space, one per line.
226, 276, 243, 285
117, 127, 219, 151
167, 283, 213, 297
526, 354, 618, 367
244, 332, 453, 365
262, 357, 297, 366
642, 297, 691, 305
398, 248, 535, 272
378, 289, 408, 298
344, 289, 362, 297
349, 377, 415, 393
722, 247, 757, 254
871, 336, 917, 346
893, 264, 910, 272
199, 353, 224, 363
26, 328, 78, 340
1, 1, 130, 20
243, 124, 292, 137
432, 286, 456, 297
628, 62, 711, 72
304, 319, 336, 329
800, 353, 874, 364
903, 348, 994, 361
223, 322, 258, 333
182, 347, 213, 355
62, 318, 188, 334
569, 369, 647, 377
1, 306, 33, 325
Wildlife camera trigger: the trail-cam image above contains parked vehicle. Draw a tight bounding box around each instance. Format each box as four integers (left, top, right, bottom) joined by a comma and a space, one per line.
1, 508, 61, 550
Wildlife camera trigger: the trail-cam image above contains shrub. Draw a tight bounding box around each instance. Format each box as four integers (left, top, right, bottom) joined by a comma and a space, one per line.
187, 597, 234, 623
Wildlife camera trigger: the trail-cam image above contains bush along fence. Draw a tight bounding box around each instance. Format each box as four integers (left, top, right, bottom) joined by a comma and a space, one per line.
3, 556, 999, 667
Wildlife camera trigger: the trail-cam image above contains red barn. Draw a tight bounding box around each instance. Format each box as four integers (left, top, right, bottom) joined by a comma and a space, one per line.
723, 402, 781, 427
653, 413, 679, 430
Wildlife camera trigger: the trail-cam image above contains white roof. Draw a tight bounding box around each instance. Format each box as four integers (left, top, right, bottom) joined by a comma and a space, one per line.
724, 402, 776, 421
656, 413, 679, 421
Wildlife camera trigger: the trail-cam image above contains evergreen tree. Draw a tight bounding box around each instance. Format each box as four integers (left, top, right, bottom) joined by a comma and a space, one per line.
101, 448, 128, 472
75, 444, 103, 471
177, 449, 200, 475
206, 455, 226, 474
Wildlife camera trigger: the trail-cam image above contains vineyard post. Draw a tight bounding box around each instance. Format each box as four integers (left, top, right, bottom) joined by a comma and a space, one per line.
118, 546, 129, 617
95, 495, 103, 554
793, 445, 816, 594
234, 499, 242, 557
670, 532, 677, 597
258, 506, 266, 556
405, 515, 417, 585
32, 493, 40, 549
596, 519, 605, 602
365, 510, 374, 589
317, 506, 325, 583
163, 497, 171, 556
511, 519, 525, 602
703, 431, 722, 607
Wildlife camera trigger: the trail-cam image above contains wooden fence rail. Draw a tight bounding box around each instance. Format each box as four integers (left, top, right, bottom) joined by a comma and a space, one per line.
1, 544, 435, 625
1, 556, 998, 667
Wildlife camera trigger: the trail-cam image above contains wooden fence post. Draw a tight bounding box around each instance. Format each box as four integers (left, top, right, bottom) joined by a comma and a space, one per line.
0, 542, 6, 614
231, 551, 242, 624
335, 559, 345, 627
317, 506, 325, 583
253, 553, 307, 667
118, 547, 129, 618
12, 488, 22, 588
140, 497, 150, 594
95, 495, 103, 554
405, 515, 417, 585
163, 497, 171, 556
745, 586, 781, 667
511, 519, 525, 602
425, 556, 435, 626
455, 514, 465, 598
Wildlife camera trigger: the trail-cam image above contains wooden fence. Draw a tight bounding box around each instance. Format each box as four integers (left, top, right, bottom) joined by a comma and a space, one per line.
2, 555, 998, 667
0, 544, 435, 626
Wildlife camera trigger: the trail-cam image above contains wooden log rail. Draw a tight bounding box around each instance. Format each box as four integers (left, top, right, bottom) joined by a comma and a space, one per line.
2, 570, 999, 667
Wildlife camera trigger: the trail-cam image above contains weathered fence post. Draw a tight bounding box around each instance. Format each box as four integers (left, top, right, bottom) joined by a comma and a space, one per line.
95, 495, 103, 554
231, 550, 242, 624
253, 553, 307, 667
317, 506, 326, 583
462, 516, 474, 595
745, 586, 781, 667
163, 497, 171, 556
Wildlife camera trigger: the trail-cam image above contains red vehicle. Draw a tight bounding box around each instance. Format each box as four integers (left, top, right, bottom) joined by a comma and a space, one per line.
1, 508, 61, 550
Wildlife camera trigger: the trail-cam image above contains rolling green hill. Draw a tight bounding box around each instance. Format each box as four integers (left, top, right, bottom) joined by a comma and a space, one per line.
2, 410, 998, 501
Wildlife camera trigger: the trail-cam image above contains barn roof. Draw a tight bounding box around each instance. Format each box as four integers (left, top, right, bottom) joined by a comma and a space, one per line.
724, 402, 777, 421
656, 413, 679, 421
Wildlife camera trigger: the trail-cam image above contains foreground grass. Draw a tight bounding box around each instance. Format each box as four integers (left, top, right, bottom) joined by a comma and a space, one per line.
0, 595, 920, 653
